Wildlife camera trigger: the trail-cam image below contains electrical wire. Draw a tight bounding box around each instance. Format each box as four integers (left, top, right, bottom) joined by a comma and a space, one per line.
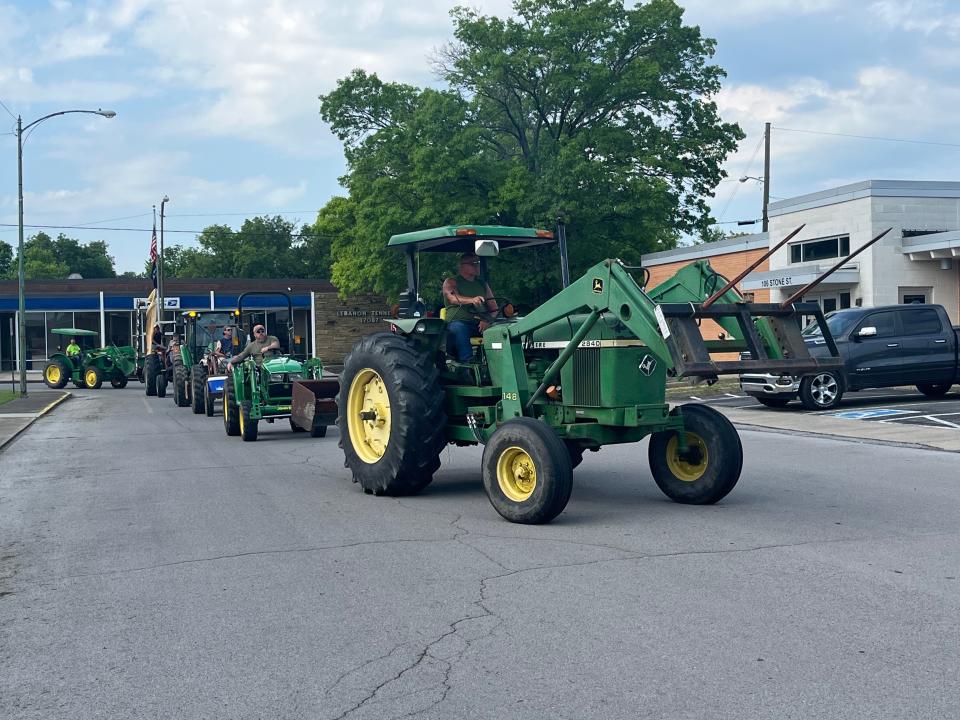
715, 131, 763, 223
773, 126, 960, 148
0, 98, 16, 122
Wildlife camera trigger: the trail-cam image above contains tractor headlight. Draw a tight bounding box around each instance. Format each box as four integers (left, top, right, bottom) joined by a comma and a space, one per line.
269, 373, 285, 382
414, 321, 426, 333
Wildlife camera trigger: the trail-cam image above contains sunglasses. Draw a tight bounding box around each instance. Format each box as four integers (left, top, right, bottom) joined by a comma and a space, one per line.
461, 261, 481, 266
254, 328, 266, 334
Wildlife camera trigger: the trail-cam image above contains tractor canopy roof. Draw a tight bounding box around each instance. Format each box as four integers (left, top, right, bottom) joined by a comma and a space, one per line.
50, 327, 99, 337
388, 225, 555, 253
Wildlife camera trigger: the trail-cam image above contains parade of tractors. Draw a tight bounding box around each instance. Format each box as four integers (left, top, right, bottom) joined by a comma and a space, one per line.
53, 222, 846, 525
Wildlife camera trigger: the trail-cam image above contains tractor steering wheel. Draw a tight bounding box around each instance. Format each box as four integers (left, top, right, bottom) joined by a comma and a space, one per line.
475, 296, 517, 325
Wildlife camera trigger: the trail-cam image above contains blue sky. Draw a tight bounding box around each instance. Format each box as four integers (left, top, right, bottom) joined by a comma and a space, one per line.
1, 0, 959, 274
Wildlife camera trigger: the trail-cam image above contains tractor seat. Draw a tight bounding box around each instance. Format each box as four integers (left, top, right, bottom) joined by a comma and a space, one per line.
438, 307, 484, 345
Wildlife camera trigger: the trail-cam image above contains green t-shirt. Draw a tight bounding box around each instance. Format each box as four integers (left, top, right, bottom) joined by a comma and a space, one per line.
444, 277, 489, 324
236, 335, 280, 365
66, 343, 81, 356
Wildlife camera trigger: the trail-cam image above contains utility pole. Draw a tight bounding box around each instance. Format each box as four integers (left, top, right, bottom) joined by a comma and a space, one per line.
762, 122, 771, 233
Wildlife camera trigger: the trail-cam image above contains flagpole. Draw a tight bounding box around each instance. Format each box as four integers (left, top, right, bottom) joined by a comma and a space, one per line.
159, 196, 168, 327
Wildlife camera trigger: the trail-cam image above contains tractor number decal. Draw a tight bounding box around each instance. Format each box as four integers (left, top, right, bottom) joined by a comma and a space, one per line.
639, 355, 657, 376
502, 392, 519, 401
592, 278, 603, 294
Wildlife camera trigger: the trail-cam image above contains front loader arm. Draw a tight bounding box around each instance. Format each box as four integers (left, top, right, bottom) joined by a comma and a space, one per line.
483, 259, 839, 416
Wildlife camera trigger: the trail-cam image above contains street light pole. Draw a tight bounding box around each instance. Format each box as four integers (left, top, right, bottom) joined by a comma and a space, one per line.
15, 108, 116, 397
158, 195, 169, 327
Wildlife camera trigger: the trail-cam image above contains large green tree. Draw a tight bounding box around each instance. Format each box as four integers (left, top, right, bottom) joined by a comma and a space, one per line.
317, 0, 743, 305
153, 216, 332, 279
1, 232, 116, 280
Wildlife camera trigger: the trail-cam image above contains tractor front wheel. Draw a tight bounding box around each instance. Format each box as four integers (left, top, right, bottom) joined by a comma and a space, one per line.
338, 332, 445, 496
240, 402, 259, 441
223, 374, 240, 436
204, 385, 215, 417
190, 365, 207, 414
43, 360, 69, 389
111, 375, 128, 389
156, 372, 168, 398
83, 366, 103, 390
144, 355, 160, 396
173, 362, 190, 407
482, 417, 573, 524
648, 404, 742, 505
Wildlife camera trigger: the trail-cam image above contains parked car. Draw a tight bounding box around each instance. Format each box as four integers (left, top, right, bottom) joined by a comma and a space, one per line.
740, 304, 960, 410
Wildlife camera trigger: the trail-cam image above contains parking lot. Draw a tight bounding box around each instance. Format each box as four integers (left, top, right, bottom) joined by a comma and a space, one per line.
683, 386, 960, 430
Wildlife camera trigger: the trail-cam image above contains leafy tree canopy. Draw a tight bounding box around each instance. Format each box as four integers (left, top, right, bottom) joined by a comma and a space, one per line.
2, 232, 117, 280
317, 0, 743, 305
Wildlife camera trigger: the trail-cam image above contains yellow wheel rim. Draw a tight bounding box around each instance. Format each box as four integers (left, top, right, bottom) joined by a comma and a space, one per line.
347, 368, 391, 464
46, 365, 61, 384
665, 432, 709, 482
239, 409, 245, 433
85, 369, 97, 387
496, 446, 537, 502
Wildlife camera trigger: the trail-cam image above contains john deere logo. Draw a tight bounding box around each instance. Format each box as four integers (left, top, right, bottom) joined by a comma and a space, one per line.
592, 278, 603, 293
639, 354, 657, 376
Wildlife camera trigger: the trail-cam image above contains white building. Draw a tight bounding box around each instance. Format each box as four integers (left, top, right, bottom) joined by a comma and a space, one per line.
742, 180, 960, 322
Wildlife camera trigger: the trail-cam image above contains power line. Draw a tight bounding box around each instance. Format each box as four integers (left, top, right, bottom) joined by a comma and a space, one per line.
0, 98, 16, 122
0, 221, 341, 242
774, 126, 960, 148
167, 210, 322, 217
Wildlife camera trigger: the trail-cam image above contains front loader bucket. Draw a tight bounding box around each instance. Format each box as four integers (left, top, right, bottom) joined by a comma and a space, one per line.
290, 378, 339, 434
656, 300, 841, 379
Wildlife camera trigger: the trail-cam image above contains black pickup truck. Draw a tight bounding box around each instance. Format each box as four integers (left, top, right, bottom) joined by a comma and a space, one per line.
740, 304, 960, 410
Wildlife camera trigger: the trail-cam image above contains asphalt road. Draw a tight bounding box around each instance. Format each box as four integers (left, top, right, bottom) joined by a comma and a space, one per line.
682, 386, 960, 430
2, 388, 959, 719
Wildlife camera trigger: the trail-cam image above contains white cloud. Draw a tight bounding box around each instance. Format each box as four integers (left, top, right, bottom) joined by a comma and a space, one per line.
869, 0, 960, 38
681, 0, 840, 26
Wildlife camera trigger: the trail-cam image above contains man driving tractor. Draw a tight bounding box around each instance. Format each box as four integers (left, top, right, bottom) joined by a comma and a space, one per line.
442, 252, 499, 361
226, 324, 280, 371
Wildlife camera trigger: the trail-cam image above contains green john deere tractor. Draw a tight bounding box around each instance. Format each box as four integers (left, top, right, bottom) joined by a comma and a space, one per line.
42, 328, 138, 390
222, 292, 338, 441
337, 224, 842, 524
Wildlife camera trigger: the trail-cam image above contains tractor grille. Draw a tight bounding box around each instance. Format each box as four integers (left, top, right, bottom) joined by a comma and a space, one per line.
572, 348, 601, 406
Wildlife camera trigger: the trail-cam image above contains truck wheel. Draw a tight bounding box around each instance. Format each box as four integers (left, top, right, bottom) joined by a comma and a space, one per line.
757, 397, 792, 408
482, 417, 573, 524
648, 404, 742, 505
43, 360, 69, 389
799, 371, 843, 410
190, 365, 207, 414
338, 333, 445, 496
111, 376, 128, 389
173, 362, 190, 407
144, 355, 160, 396
205, 385, 215, 417
223, 374, 240, 436
240, 402, 259, 441
83, 366, 103, 390
917, 383, 952, 397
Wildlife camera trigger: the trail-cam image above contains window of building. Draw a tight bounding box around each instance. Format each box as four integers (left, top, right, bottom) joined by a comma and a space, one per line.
106, 312, 132, 347
901, 308, 942, 335
839, 292, 851, 309
789, 235, 850, 264
25, 313, 46, 370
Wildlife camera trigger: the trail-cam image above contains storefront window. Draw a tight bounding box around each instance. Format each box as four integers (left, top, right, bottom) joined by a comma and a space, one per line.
106, 312, 132, 347
45, 312, 74, 356
789, 235, 850, 264
25, 313, 45, 370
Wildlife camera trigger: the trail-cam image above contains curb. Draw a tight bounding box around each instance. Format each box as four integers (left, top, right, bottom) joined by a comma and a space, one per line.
0, 392, 71, 453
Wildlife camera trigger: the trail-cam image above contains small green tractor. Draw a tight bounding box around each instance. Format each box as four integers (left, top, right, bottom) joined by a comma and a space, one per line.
222, 292, 338, 441
337, 224, 842, 524
42, 327, 138, 390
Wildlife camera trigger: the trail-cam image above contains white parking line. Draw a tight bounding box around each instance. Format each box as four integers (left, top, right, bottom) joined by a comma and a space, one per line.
141, 397, 154, 415
922, 416, 960, 429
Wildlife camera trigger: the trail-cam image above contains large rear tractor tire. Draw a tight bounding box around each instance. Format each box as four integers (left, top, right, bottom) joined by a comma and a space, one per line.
144, 355, 160, 397
799, 371, 843, 410
173, 361, 190, 407
43, 360, 69, 389
648, 404, 743, 505
482, 417, 574, 524
190, 364, 207, 414
917, 383, 952, 397
240, 401, 259, 442
223, 374, 240, 436
337, 333, 446, 496
83, 366, 103, 390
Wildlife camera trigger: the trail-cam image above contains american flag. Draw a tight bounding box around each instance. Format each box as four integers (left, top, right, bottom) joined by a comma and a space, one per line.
149, 221, 158, 288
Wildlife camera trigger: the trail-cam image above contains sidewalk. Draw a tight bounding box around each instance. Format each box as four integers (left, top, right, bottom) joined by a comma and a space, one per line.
0, 390, 71, 452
